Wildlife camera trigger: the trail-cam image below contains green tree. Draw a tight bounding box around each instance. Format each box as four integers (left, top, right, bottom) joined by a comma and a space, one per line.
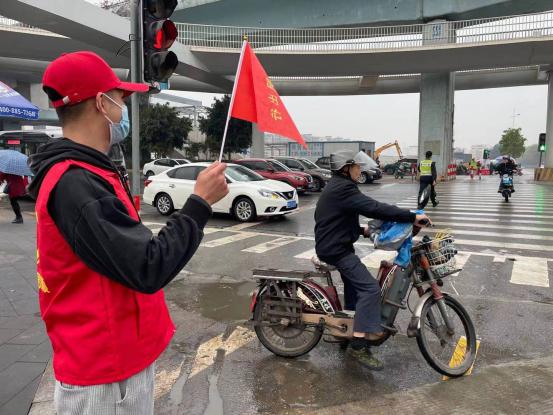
122, 103, 192, 165
499, 128, 526, 158
199, 95, 252, 160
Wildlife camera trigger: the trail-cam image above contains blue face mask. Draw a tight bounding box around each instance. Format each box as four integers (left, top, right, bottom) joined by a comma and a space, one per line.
102, 94, 130, 146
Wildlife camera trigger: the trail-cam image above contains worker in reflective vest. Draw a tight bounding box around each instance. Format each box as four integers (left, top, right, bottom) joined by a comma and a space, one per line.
418, 151, 439, 209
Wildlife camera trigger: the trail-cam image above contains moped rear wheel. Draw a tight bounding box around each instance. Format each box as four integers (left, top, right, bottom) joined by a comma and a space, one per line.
416, 294, 477, 377
253, 284, 322, 358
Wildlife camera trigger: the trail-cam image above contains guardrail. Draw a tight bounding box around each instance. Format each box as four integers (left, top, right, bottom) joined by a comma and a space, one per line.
176, 10, 553, 52
0, 16, 64, 37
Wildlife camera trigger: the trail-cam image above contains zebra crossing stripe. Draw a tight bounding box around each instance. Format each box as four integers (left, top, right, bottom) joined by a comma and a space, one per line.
397, 203, 553, 215
430, 221, 553, 233
360, 250, 396, 268
403, 209, 553, 220
453, 238, 549, 252
510, 257, 550, 287
419, 213, 553, 225
242, 237, 298, 253
294, 248, 316, 259
201, 232, 257, 248
425, 228, 553, 242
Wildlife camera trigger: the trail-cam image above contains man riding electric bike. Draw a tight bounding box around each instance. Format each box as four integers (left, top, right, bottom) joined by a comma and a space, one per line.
497, 156, 517, 192
314, 151, 431, 370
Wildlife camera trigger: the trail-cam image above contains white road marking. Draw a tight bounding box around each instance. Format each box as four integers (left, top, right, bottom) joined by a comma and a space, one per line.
453, 238, 550, 252
225, 222, 262, 231
203, 228, 222, 235
360, 250, 396, 268
201, 232, 257, 248
188, 326, 256, 380
430, 221, 553, 233
242, 237, 298, 253
420, 213, 553, 226
397, 203, 553, 214
294, 248, 316, 259
379, 184, 397, 189
426, 228, 553, 242
404, 210, 553, 220
510, 257, 550, 287
493, 256, 506, 263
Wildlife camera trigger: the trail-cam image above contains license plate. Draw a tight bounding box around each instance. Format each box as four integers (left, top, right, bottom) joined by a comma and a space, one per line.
287, 200, 297, 209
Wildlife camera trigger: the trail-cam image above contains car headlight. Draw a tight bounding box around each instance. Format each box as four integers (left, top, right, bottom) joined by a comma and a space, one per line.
258, 189, 281, 199
293, 176, 304, 181
322, 173, 331, 179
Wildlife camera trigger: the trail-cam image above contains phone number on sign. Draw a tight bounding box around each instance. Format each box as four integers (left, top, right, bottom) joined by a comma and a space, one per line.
0, 106, 38, 118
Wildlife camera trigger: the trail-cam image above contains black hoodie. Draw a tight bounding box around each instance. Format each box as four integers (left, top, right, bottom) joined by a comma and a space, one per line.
29, 138, 212, 294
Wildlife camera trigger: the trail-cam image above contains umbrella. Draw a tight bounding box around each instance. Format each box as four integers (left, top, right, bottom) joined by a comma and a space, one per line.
0, 150, 33, 176
0, 81, 39, 120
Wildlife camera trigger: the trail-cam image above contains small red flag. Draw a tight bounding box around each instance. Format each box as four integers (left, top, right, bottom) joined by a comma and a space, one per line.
229, 41, 306, 148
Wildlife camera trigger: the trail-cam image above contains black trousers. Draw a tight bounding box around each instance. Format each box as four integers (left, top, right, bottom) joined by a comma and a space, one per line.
418, 178, 437, 209
9, 196, 22, 219
334, 253, 382, 333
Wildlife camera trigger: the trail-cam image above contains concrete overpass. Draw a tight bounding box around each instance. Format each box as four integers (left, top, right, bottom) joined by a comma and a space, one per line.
1, 1, 553, 174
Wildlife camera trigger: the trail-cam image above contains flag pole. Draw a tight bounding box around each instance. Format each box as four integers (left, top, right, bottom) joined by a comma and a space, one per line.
218, 39, 248, 162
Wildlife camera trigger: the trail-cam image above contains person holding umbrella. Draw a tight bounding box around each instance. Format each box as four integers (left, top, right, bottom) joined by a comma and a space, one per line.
0, 172, 26, 223
0, 149, 33, 224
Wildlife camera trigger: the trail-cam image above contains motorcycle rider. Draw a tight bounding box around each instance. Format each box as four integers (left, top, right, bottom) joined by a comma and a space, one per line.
418, 151, 439, 209
497, 156, 517, 193
314, 151, 431, 370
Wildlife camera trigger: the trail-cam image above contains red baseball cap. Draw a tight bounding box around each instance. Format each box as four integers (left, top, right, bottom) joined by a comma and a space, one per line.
43, 51, 149, 107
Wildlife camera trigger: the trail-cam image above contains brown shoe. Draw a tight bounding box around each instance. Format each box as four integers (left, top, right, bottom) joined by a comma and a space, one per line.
366, 332, 386, 341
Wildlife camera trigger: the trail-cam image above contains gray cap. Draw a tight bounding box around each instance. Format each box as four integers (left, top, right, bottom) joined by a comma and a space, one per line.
329, 151, 367, 171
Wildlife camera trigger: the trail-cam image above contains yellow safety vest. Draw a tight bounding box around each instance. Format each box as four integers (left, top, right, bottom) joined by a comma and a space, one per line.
420, 159, 433, 176
469, 160, 477, 169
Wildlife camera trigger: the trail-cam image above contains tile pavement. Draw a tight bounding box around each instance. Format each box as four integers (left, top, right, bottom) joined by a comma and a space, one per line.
0, 197, 50, 415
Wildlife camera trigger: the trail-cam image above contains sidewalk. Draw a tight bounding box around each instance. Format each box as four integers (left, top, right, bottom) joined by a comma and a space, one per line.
0, 198, 51, 415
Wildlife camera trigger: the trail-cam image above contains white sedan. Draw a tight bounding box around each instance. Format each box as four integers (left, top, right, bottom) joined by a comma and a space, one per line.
143, 163, 299, 222
142, 158, 190, 177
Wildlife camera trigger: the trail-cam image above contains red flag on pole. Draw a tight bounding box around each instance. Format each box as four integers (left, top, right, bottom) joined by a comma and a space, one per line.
218, 41, 306, 161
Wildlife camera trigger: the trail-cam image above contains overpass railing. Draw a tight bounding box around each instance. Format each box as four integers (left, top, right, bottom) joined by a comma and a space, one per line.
176, 11, 553, 52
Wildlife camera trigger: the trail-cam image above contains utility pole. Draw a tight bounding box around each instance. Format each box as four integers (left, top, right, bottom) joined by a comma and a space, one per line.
130, 0, 142, 196
510, 107, 520, 128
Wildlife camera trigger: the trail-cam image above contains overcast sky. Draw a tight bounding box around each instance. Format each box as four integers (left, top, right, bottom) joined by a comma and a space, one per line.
171, 85, 548, 154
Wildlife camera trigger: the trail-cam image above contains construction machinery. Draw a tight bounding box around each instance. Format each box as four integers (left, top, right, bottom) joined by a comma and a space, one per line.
374, 140, 404, 165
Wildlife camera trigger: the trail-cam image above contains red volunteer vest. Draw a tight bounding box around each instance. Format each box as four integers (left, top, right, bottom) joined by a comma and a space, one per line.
36, 160, 175, 385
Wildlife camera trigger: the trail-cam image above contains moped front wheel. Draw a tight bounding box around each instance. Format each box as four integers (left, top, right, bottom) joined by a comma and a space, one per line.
416, 294, 477, 377
253, 285, 322, 358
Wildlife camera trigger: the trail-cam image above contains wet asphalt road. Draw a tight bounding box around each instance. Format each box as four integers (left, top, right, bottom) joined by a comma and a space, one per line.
135, 174, 553, 414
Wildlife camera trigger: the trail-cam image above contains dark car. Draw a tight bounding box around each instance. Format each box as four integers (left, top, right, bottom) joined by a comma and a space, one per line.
275, 157, 332, 192
315, 156, 331, 170
384, 158, 418, 175
234, 158, 313, 194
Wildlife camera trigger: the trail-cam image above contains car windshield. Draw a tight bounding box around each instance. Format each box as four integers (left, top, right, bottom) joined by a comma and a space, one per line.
226, 165, 265, 182
268, 160, 289, 172
301, 159, 318, 169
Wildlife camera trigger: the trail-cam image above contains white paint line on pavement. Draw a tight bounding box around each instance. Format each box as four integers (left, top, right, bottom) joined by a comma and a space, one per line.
203, 228, 222, 235
420, 213, 553, 225
143, 221, 165, 227
493, 256, 506, 263
379, 183, 397, 189
510, 257, 550, 287
201, 232, 257, 248
286, 204, 317, 216
455, 252, 471, 269
397, 203, 553, 214
294, 248, 316, 259
426, 228, 553, 242
361, 250, 396, 268
453, 238, 550, 252
188, 326, 256, 380
226, 222, 262, 231
401, 209, 553, 220
242, 237, 299, 253
430, 221, 553, 233
403, 199, 553, 208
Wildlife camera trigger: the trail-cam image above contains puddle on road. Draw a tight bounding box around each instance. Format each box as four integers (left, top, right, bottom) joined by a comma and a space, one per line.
169, 280, 257, 322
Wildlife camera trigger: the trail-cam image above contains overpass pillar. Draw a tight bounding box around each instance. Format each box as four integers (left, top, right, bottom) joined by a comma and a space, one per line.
418, 73, 455, 179
544, 72, 553, 168
418, 20, 455, 179
251, 123, 265, 158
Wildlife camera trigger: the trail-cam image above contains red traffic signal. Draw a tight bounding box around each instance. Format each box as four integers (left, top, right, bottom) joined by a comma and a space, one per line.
143, 0, 179, 83
146, 19, 177, 49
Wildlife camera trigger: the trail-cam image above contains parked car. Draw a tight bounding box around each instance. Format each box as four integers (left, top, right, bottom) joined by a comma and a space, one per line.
384, 158, 418, 175
234, 158, 313, 194
315, 156, 331, 170
143, 163, 299, 222
143, 158, 190, 177
275, 157, 332, 192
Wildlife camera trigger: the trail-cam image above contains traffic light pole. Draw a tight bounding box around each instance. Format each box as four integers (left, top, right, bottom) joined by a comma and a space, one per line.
130, 0, 142, 197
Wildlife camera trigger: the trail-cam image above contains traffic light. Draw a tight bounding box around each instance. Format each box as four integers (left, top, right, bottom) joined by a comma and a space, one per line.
538, 133, 547, 152
142, 0, 178, 84
483, 149, 490, 159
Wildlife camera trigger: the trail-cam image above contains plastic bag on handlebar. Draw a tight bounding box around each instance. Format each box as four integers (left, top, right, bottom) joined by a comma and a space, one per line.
368, 210, 423, 268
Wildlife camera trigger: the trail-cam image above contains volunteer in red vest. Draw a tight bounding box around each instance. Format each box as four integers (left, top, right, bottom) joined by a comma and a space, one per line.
28, 51, 228, 415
